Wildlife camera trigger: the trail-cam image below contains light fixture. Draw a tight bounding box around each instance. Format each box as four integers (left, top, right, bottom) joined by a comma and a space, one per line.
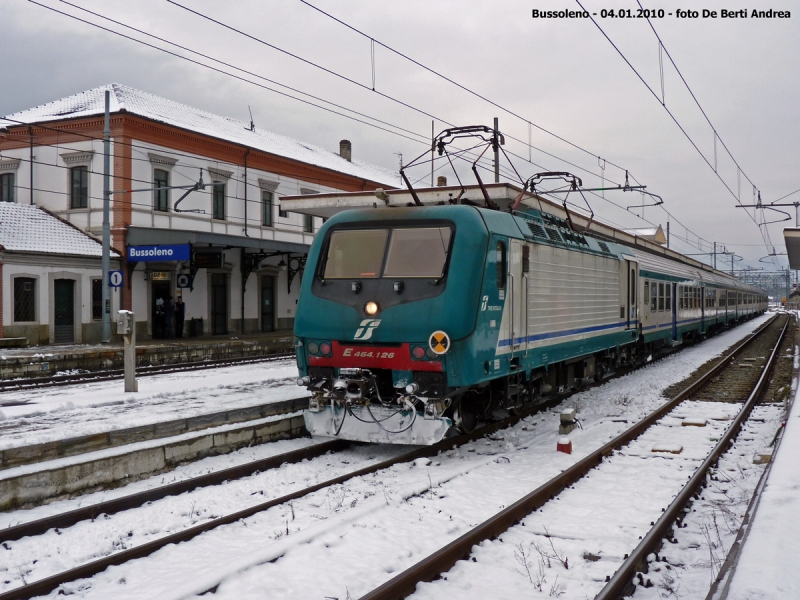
351, 281, 362, 293
365, 301, 379, 315
278, 258, 287, 271
393, 281, 404, 293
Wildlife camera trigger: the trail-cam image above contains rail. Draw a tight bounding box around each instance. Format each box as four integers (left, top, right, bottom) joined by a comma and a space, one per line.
357, 314, 782, 600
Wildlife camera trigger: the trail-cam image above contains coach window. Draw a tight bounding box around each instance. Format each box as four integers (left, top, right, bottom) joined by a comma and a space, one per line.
650, 281, 657, 310
658, 282, 665, 311
644, 282, 649, 309
665, 283, 671, 312
496, 241, 507, 290
154, 169, 169, 212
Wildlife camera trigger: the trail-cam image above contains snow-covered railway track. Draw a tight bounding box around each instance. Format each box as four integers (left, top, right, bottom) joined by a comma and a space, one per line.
0, 317, 777, 600
0, 390, 581, 600
358, 315, 789, 600
0, 353, 294, 394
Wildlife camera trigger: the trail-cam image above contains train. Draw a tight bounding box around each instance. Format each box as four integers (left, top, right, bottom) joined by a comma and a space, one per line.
288, 183, 767, 445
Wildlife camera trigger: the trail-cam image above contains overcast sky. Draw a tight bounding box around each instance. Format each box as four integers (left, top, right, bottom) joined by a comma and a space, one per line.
3, 0, 798, 275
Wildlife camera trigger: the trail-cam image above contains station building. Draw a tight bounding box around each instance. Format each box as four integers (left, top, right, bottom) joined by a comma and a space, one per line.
0, 84, 398, 343
0, 202, 121, 346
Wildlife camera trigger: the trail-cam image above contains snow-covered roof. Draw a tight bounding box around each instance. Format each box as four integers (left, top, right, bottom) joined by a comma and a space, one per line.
0, 203, 118, 258
1, 84, 401, 188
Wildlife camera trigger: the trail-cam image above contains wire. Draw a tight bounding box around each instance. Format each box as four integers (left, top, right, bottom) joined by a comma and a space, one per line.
297, 0, 636, 180
575, 0, 775, 264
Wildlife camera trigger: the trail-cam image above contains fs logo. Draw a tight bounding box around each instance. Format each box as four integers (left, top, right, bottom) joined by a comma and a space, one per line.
354, 319, 381, 340
480, 295, 489, 311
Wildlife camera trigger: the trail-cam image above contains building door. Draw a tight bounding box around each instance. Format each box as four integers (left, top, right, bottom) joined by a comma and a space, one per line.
53, 279, 75, 344
211, 274, 228, 335
261, 276, 275, 333
151, 281, 170, 339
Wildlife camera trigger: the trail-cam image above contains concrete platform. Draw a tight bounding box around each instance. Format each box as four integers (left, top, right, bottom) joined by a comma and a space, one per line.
709, 371, 800, 599
0, 397, 309, 471
0, 331, 294, 379
0, 411, 308, 510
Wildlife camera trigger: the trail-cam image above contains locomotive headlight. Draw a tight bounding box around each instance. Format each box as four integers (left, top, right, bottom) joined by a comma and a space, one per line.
365, 301, 379, 315
307, 341, 319, 355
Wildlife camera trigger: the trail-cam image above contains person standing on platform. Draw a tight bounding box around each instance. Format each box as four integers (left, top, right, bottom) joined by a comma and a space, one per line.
175, 296, 186, 338
165, 296, 175, 339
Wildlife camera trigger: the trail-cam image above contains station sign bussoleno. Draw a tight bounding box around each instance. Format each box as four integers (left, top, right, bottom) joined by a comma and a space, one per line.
127, 244, 191, 262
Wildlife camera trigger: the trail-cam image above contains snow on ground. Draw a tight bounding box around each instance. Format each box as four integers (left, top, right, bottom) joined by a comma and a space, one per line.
718, 357, 800, 599
0, 359, 305, 451
0, 443, 409, 595
630, 404, 784, 600
411, 402, 783, 600
3, 316, 770, 599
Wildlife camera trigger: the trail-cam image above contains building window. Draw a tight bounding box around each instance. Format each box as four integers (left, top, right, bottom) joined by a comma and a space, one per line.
262, 190, 273, 227
70, 166, 89, 209
14, 277, 36, 322
0, 173, 14, 202
92, 278, 103, 320
279, 203, 287, 218
303, 214, 313, 233
212, 182, 225, 220
154, 169, 169, 212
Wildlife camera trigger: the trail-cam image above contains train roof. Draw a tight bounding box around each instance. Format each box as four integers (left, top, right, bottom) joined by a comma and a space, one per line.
282, 183, 765, 294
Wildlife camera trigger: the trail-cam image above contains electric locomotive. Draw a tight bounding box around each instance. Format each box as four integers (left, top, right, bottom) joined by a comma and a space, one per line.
289, 184, 766, 445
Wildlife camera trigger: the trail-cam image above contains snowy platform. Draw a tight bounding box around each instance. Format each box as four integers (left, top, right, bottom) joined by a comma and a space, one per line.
0, 359, 306, 453
0, 331, 293, 380
713, 368, 800, 599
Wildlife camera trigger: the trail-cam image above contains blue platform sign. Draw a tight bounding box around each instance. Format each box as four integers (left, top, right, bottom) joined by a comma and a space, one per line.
128, 244, 190, 262
109, 270, 124, 287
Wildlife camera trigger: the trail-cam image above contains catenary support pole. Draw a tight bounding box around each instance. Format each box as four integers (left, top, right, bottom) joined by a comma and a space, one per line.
714, 241, 716, 270
493, 117, 500, 184
102, 90, 111, 343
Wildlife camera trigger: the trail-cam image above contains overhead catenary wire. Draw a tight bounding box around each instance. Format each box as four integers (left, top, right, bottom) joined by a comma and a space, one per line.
574, 0, 777, 267
16, 1, 738, 265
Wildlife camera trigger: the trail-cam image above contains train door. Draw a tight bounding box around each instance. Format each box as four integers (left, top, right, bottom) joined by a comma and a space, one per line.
671, 283, 678, 341
700, 286, 705, 332
508, 240, 525, 354
625, 259, 638, 329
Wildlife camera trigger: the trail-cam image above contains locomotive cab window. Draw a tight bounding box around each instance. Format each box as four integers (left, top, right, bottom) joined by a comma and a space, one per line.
323, 229, 389, 278
321, 226, 453, 279
384, 227, 452, 277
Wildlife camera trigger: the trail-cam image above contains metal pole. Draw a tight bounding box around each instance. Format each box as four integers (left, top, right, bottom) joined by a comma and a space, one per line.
430, 120, 434, 188
102, 90, 111, 343
29, 127, 34, 205
493, 117, 500, 184
713, 241, 716, 270
666, 221, 670, 249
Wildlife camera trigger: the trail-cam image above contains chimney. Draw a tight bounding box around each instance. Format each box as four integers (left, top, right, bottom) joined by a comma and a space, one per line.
339, 139, 352, 162
437, 176, 447, 187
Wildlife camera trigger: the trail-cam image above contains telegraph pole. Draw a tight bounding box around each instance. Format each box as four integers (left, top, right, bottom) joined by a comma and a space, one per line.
102, 90, 111, 343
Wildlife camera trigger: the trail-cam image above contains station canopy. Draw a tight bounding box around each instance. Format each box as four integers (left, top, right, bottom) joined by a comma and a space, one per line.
784, 228, 800, 269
